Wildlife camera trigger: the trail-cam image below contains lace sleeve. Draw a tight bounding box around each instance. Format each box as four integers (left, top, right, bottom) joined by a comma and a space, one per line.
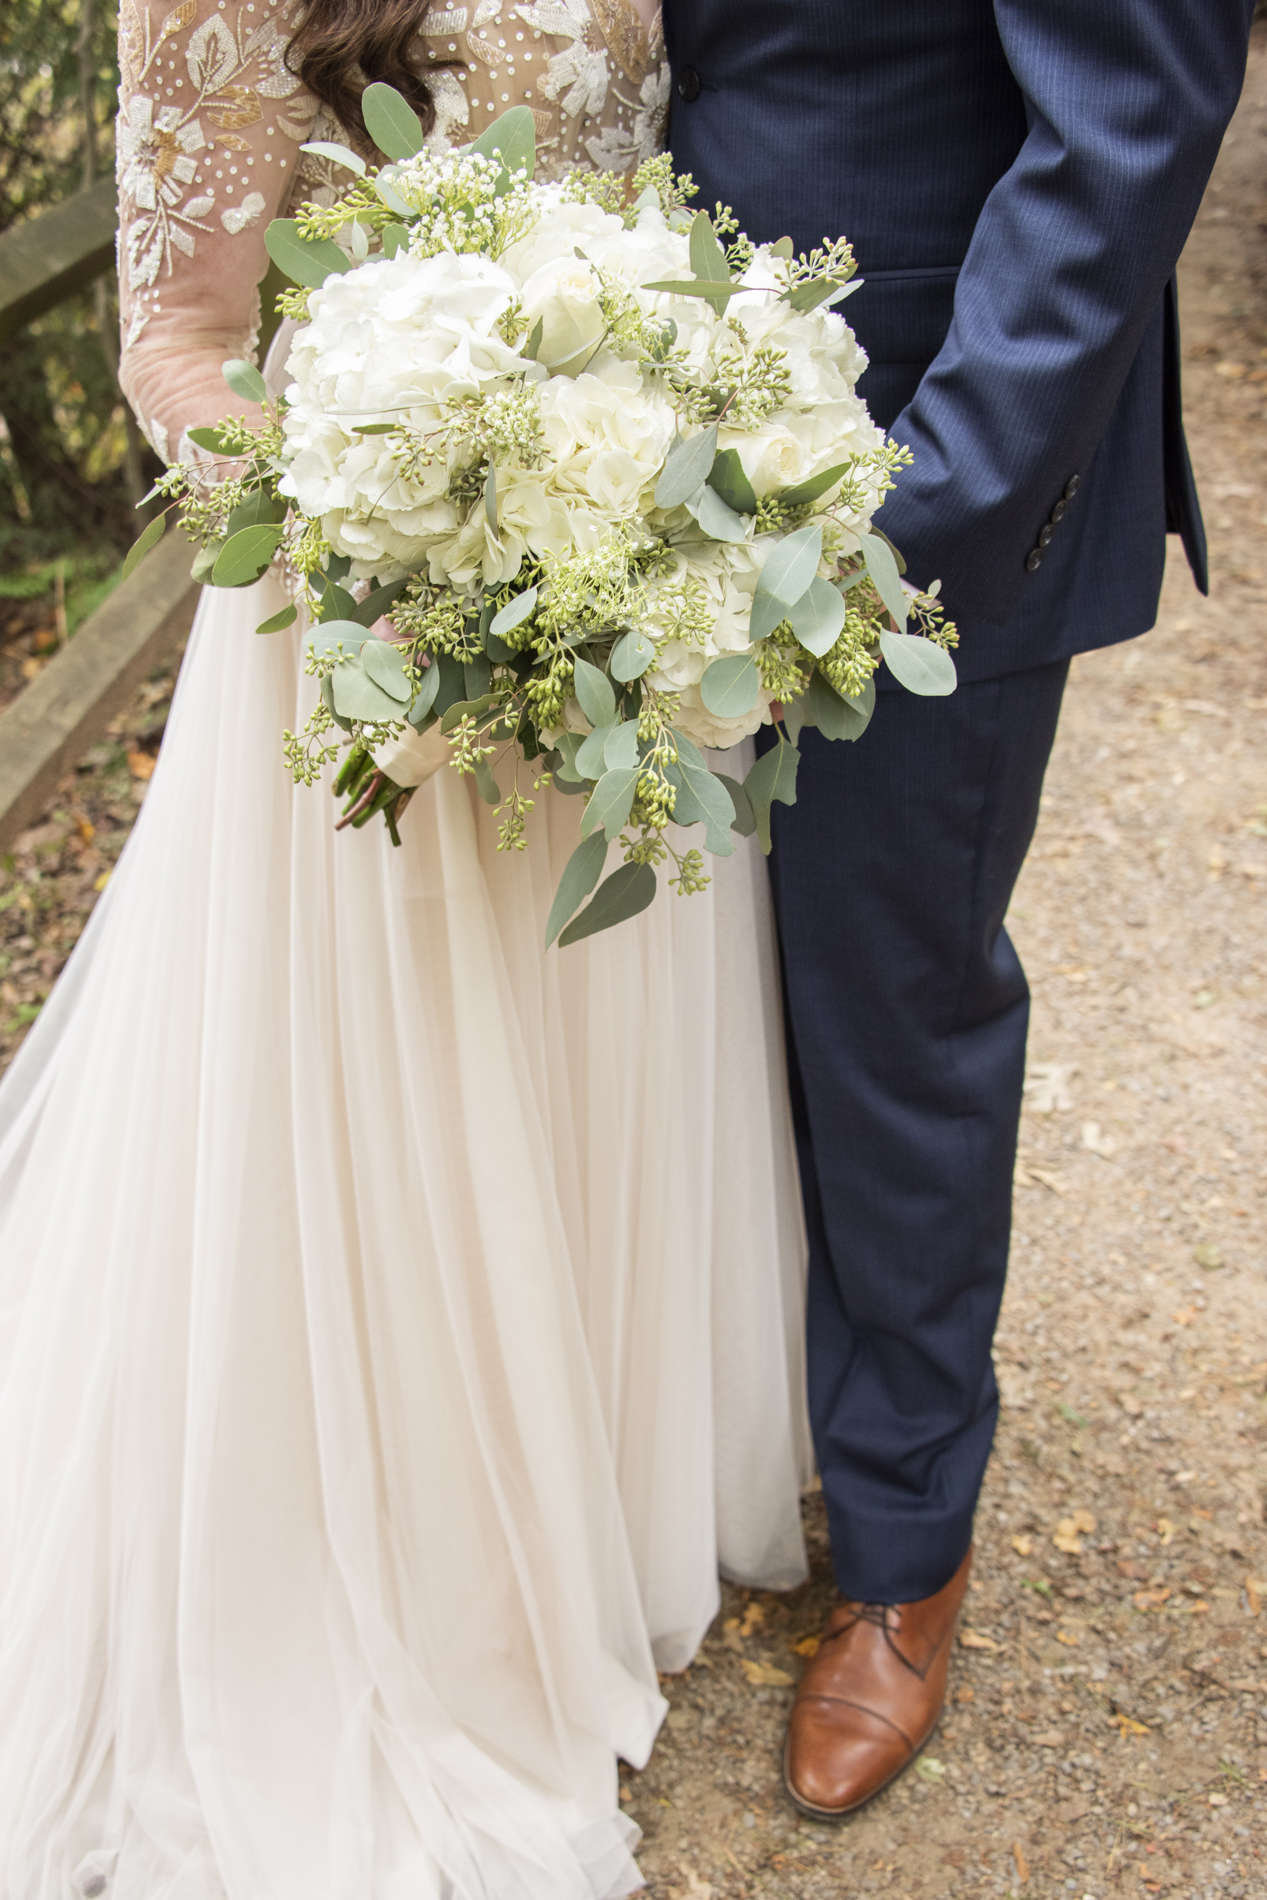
116, 0, 318, 461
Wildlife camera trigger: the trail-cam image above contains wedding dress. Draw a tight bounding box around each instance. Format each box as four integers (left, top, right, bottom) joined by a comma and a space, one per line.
0, 4, 811, 1894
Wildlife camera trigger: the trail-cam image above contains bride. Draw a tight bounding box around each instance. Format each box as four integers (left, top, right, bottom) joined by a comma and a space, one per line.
0, 1, 811, 1894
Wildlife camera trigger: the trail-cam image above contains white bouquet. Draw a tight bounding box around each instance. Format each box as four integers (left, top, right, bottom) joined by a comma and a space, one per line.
131, 88, 957, 944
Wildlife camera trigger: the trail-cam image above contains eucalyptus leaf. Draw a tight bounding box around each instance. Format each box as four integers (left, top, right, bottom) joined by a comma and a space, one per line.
744, 737, 800, 853
666, 744, 736, 856
351, 577, 408, 626
362, 81, 426, 159
655, 423, 718, 510
320, 672, 352, 733
331, 658, 406, 724
777, 460, 853, 509
121, 512, 166, 582
878, 629, 957, 696
361, 638, 413, 702
700, 650, 760, 718
316, 579, 357, 622
300, 139, 366, 176
748, 588, 791, 643
604, 720, 640, 771
255, 601, 298, 635
805, 669, 875, 741
490, 586, 537, 636
783, 276, 850, 314
707, 447, 758, 516
464, 654, 492, 700
224, 488, 287, 536
689, 210, 732, 284
474, 755, 501, 806
429, 651, 467, 717
441, 693, 494, 735
469, 105, 536, 178
611, 627, 655, 682
545, 830, 608, 947
374, 174, 414, 217
641, 278, 743, 308
696, 484, 749, 544
860, 531, 909, 630
552, 731, 587, 783
381, 222, 410, 258
770, 236, 794, 259
758, 522, 823, 606
715, 772, 757, 837
222, 358, 268, 404
870, 524, 907, 573
264, 219, 350, 289
788, 576, 846, 657
308, 618, 371, 658
576, 720, 617, 779
572, 656, 617, 729
211, 523, 284, 587
190, 541, 221, 584
484, 462, 498, 533
405, 660, 441, 727
580, 765, 639, 843
186, 425, 235, 456
557, 860, 656, 947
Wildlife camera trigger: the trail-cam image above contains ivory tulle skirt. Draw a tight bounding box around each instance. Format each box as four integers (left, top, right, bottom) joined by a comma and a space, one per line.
0, 568, 811, 1899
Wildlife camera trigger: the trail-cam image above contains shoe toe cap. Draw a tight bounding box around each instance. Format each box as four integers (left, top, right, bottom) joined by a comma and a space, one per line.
786, 1699, 910, 1815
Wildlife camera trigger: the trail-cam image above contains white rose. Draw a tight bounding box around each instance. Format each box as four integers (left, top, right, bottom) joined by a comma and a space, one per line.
518, 255, 608, 377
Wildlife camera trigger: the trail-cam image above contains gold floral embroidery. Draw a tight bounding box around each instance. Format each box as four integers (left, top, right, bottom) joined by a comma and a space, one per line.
589, 0, 650, 85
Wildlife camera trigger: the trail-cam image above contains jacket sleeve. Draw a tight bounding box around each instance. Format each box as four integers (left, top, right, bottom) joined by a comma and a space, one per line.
877, 0, 1254, 626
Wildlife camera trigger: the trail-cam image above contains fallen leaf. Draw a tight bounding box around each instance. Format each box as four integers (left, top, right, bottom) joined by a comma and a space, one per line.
1056, 1628, 1082, 1647
1031, 1731, 1065, 1748
1208, 1792, 1229, 1808
1172, 1305, 1200, 1327
1193, 1243, 1224, 1271
1157, 1517, 1176, 1547
739, 1659, 793, 1688
1012, 1842, 1030, 1885
76, 818, 95, 845
739, 1602, 767, 1638
959, 1629, 1002, 1651
127, 750, 157, 781
1024, 1062, 1077, 1115
93, 871, 111, 893
790, 1636, 820, 1659
1134, 1588, 1172, 1611
1119, 1392, 1144, 1417
913, 1756, 945, 1783
1012, 1534, 1034, 1557
955, 1686, 975, 1703
1245, 1577, 1264, 1617
1115, 1715, 1150, 1737
1081, 1119, 1117, 1158
1052, 1509, 1096, 1554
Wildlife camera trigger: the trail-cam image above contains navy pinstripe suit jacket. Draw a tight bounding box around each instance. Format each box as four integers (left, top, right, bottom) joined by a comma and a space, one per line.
663, 1, 1254, 682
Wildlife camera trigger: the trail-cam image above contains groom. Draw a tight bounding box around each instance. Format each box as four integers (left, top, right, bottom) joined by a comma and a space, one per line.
664, 0, 1255, 1817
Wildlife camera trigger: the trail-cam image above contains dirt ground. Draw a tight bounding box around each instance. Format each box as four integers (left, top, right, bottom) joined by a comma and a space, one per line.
3, 27, 1267, 1900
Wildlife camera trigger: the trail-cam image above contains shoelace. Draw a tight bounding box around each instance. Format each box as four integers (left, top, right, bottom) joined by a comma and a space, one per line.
823, 1599, 929, 1680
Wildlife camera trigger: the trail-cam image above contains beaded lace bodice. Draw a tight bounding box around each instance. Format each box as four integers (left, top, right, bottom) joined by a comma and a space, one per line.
116, 0, 667, 458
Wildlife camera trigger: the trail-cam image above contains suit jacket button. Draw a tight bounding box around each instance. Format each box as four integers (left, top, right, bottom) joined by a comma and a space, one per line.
1065, 475, 1082, 500
1025, 548, 1044, 572
677, 66, 702, 102
1050, 498, 1068, 523
1039, 524, 1055, 547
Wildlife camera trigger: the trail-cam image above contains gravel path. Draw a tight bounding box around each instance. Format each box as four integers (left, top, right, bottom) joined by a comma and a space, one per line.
2, 30, 1265, 1900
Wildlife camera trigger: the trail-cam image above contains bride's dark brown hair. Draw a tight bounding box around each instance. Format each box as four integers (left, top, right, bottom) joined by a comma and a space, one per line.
288, 0, 440, 145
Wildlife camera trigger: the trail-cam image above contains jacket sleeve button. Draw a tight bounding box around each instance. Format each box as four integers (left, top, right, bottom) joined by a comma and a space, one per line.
1064, 475, 1081, 500
677, 66, 702, 102
1050, 498, 1068, 524
1039, 523, 1055, 547
1025, 548, 1044, 572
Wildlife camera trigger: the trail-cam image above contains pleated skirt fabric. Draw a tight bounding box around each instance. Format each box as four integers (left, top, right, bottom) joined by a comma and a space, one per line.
0, 568, 810, 1900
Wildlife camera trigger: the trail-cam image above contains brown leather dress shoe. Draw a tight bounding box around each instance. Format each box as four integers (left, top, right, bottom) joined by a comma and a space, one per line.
783, 1546, 973, 1819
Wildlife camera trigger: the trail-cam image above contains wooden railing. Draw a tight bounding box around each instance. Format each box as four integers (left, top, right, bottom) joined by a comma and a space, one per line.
0, 186, 199, 850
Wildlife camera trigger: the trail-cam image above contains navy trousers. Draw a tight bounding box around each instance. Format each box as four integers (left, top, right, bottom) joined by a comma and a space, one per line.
761, 659, 1069, 1602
